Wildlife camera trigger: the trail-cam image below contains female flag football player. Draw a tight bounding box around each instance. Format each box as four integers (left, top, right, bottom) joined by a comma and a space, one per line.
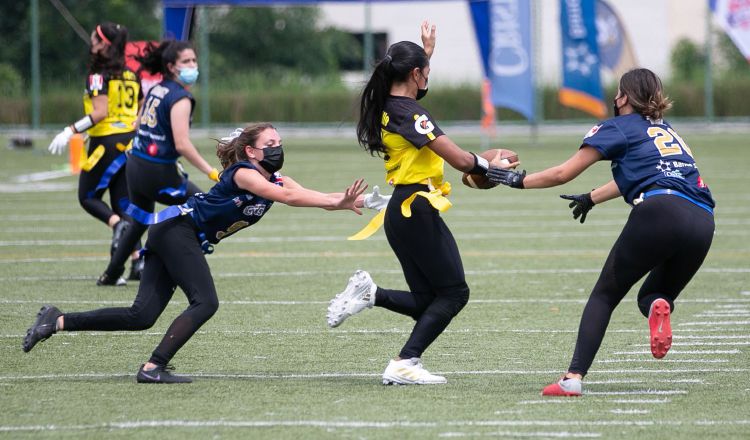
48, 22, 142, 274
326, 22, 511, 385
23, 123, 372, 384
486, 68, 715, 396
98, 40, 220, 286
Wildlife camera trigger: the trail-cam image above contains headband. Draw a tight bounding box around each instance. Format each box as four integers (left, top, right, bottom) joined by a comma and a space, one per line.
96, 25, 112, 45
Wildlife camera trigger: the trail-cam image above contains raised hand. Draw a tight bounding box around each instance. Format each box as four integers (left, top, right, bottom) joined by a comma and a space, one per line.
486, 166, 526, 188
560, 192, 595, 223
421, 20, 436, 59
48, 126, 74, 155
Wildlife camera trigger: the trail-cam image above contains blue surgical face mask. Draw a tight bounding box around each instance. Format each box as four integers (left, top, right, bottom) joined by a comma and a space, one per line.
178, 66, 199, 85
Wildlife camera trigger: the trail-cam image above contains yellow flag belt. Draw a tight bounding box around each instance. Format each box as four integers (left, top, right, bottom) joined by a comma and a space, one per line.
348, 181, 452, 241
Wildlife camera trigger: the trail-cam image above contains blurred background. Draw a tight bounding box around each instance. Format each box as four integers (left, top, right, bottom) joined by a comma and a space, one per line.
1, 0, 749, 129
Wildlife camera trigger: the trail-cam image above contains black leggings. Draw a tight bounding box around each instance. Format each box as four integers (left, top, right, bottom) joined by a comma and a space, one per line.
568, 195, 715, 375
376, 184, 470, 359
65, 216, 218, 366
105, 154, 202, 277
77, 132, 134, 224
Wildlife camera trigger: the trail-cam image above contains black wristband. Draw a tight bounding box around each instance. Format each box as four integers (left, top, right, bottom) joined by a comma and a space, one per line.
468, 153, 489, 175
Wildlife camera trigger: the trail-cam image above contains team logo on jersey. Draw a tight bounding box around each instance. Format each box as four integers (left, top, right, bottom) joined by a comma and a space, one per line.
584, 124, 601, 139
413, 114, 435, 135
232, 197, 242, 207
243, 203, 267, 217
88, 74, 104, 93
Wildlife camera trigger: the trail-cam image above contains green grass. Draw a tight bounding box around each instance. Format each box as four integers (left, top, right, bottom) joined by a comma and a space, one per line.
0, 131, 748, 439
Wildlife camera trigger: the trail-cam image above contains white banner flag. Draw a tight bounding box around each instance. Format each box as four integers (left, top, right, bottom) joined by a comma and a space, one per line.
711, 0, 750, 62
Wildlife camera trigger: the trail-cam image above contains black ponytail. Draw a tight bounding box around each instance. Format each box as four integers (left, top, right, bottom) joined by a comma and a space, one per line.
356, 41, 429, 155
135, 40, 194, 79
88, 22, 128, 75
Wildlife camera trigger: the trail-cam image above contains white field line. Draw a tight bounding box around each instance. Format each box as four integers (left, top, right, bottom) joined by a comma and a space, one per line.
444, 431, 602, 438
11, 169, 72, 183
632, 342, 750, 347
679, 321, 750, 326
586, 379, 704, 384
609, 409, 650, 415
676, 334, 750, 339
1, 229, 750, 246
611, 350, 741, 355
2, 418, 749, 433
608, 399, 670, 404
694, 313, 750, 318
584, 390, 687, 396
0, 368, 747, 382
517, 400, 583, 405
596, 359, 729, 364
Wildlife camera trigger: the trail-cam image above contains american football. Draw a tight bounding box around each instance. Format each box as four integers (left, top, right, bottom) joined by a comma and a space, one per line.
462, 148, 519, 189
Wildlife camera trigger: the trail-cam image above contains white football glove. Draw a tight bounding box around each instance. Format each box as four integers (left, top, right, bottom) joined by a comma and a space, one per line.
48, 126, 74, 155
363, 185, 391, 211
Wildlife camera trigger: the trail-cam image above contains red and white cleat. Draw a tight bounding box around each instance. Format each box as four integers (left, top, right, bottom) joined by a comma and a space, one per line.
541, 377, 582, 397
649, 298, 672, 359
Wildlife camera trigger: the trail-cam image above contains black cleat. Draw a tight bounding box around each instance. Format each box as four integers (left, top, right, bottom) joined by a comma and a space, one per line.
23, 305, 62, 352
128, 256, 145, 281
110, 220, 131, 256
97, 272, 127, 286
136, 364, 193, 384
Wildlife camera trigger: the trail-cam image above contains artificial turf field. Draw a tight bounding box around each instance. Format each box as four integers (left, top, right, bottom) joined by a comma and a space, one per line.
0, 129, 748, 439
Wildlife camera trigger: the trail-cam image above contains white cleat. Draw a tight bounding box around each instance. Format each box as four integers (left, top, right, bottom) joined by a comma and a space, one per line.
382, 358, 447, 385
326, 270, 376, 328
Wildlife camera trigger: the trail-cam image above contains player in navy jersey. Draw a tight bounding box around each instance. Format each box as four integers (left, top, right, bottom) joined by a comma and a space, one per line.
487, 68, 715, 396
47, 22, 142, 271
97, 40, 221, 286
22, 123, 368, 383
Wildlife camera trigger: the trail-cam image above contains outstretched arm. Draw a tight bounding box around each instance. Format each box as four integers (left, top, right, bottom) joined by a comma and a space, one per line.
234, 168, 367, 214
488, 146, 603, 189
171, 98, 220, 181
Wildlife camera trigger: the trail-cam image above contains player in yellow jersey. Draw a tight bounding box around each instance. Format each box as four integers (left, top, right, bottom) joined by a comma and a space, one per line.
48, 22, 143, 283
326, 22, 510, 385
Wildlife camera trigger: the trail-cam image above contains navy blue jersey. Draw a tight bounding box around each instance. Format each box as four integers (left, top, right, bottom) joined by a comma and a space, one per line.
133, 79, 194, 163
582, 113, 714, 207
185, 161, 282, 244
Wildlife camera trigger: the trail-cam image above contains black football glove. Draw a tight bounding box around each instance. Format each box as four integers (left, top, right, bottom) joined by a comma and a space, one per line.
560, 192, 595, 224
486, 166, 526, 188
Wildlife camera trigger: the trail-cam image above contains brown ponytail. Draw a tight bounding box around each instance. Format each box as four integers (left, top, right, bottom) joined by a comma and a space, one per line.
619, 68, 673, 121
215, 123, 276, 169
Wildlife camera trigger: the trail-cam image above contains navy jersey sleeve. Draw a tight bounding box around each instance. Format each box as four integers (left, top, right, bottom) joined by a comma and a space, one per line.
85, 72, 110, 97
580, 120, 628, 160
394, 102, 445, 148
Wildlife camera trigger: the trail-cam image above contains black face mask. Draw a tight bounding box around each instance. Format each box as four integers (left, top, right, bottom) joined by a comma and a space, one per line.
613, 98, 621, 117
415, 71, 429, 100
256, 145, 284, 174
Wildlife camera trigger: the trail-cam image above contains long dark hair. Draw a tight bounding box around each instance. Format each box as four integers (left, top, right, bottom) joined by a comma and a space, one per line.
88, 22, 128, 75
216, 123, 276, 169
135, 40, 194, 80
356, 41, 429, 155
619, 68, 672, 120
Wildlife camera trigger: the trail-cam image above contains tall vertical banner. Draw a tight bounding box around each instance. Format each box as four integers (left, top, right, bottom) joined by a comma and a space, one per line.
711, 0, 750, 62
559, 0, 606, 119
469, 0, 535, 122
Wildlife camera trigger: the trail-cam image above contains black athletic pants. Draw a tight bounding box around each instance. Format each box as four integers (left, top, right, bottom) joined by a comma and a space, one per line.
569, 194, 715, 375
104, 153, 202, 278
78, 132, 134, 224
376, 184, 470, 359
65, 216, 218, 366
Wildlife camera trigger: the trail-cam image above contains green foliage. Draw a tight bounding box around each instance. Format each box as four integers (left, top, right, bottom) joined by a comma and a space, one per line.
0, 63, 24, 97
670, 38, 706, 81
716, 33, 750, 78
206, 7, 361, 77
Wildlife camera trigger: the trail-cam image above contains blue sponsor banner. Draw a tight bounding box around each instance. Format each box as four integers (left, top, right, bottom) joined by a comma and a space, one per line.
470, 0, 535, 122
559, 0, 606, 118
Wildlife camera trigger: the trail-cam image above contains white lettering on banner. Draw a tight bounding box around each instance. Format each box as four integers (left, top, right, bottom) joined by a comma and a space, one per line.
565, 0, 587, 39
489, 0, 529, 77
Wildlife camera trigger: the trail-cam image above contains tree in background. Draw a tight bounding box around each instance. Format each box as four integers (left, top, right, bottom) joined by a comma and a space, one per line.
206, 6, 361, 79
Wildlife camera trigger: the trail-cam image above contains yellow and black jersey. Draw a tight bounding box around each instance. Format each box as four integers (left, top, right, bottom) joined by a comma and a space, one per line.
381, 96, 445, 186
83, 69, 141, 137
